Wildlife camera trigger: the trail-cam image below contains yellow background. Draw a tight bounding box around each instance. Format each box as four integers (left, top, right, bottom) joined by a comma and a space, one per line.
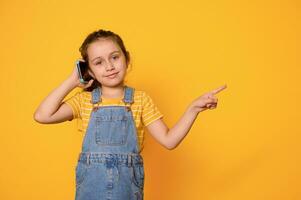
0, 0, 299, 199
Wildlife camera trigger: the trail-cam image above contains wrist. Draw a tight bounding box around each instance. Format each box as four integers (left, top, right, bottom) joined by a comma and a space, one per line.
186, 105, 200, 116
65, 75, 78, 90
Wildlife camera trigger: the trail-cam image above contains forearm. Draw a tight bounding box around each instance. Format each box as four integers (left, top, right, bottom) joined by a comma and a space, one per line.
165, 106, 199, 149
34, 76, 77, 118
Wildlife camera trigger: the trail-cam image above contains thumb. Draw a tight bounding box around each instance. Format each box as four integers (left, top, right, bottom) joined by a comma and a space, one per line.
84, 79, 94, 88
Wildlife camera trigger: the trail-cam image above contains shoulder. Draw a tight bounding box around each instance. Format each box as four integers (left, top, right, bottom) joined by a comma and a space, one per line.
80, 90, 92, 98
126, 87, 150, 106
132, 89, 145, 97
131, 88, 156, 106
131, 88, 148, 99
69, 89, 92, 103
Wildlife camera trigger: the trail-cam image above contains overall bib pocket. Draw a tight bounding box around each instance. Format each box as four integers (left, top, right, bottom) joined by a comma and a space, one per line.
95, 115, 129, 145
75, 162, 87, 188
131, 164, 145, 189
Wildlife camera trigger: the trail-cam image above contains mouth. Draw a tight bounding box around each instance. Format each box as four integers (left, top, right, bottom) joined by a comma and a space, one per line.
105, 72, 119, 78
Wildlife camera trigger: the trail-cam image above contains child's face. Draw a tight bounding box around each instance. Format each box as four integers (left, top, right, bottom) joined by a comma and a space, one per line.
87, 38, 128, 87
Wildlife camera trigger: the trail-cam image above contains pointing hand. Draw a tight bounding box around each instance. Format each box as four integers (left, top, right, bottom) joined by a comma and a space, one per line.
188, 84, 227, 114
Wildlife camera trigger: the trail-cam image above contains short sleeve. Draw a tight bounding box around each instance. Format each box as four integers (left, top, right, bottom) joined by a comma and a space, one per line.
63, 91, 81, 121
141, 91, 163, 127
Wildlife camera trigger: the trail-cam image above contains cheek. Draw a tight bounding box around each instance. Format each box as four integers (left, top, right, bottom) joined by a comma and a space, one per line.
92, 66, 104, 74
118, 66, 127, 75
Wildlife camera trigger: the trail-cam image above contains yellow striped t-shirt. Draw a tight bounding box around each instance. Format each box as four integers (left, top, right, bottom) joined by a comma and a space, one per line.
63, 88, 163, 153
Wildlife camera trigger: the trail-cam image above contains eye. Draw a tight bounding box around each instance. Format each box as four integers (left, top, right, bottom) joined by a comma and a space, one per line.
95, 61, 102, 65
112, 55, 119, 59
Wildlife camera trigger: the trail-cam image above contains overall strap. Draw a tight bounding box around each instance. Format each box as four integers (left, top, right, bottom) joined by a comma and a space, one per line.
90, 86, 101, 104
90, 85, 135, 105
123, 86, 135, 104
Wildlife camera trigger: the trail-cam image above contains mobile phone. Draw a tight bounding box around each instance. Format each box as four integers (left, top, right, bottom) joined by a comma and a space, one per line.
76, 60, 93, 84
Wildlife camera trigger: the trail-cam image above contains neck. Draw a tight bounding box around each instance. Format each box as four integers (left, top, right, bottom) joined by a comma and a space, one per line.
101, 83, 125, 99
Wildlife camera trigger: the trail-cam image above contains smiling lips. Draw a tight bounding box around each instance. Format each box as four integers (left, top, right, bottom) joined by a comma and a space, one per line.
106, 72, 119, 78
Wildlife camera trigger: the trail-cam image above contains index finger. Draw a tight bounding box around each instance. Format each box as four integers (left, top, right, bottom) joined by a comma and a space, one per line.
210, 84, 227, 95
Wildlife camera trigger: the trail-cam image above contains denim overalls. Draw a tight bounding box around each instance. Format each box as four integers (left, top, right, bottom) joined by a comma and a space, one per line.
75, 85, 145, 200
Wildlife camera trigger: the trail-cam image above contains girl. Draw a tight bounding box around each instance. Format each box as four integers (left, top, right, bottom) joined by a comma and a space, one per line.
34, 29, 227, 200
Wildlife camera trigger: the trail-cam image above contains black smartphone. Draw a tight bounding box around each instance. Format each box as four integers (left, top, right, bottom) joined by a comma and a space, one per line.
76, 60, 93, 84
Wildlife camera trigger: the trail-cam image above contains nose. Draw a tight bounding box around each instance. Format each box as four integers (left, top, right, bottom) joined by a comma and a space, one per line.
105, 61, 115, 71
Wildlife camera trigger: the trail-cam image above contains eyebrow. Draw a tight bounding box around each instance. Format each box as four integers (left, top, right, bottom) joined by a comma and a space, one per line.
91, 50, 121, 62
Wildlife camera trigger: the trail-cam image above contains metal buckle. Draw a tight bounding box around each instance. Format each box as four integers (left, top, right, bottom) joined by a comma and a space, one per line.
92, 102, 100, 112
125, 103, 131, 112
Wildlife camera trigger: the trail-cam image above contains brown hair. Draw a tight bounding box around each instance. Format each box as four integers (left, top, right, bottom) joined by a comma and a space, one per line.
79, 29, 131, 91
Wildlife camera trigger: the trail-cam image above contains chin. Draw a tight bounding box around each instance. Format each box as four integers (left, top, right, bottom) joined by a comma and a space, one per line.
102, 79, 125, 87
